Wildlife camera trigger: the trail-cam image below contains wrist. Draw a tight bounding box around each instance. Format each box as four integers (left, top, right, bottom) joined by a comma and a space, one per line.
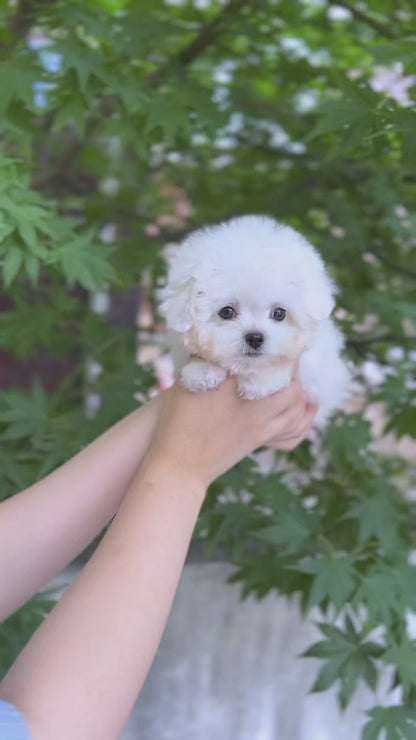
138, 454, 207, 506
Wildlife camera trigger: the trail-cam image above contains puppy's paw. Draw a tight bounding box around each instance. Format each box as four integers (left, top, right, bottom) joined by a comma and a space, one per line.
181, 360, 227, 392
237, 381, 269, 400
237, 372, 291, 400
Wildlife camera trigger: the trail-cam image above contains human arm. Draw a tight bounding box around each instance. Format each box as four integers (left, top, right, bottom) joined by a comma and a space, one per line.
0, 394, 163, 623
0, 377, 317, 740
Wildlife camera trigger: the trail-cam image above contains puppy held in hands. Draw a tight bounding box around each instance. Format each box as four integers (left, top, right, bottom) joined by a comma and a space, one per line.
159, 215, 350, 426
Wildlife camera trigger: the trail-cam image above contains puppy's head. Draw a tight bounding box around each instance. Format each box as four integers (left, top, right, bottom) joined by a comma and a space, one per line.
159, 215, 335, 372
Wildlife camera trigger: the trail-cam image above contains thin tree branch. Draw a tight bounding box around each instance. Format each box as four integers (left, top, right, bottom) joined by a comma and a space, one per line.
178, 0, 250, 65
10, 0, 56, 39
35, 0, 254, 191
372, 252, 416, 280
331, 0, 398, 39
347, 332, 416, 347
149, 0, 253, 87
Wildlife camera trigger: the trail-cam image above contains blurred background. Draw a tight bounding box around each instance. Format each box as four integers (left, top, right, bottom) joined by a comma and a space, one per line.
0, 0, 415, 737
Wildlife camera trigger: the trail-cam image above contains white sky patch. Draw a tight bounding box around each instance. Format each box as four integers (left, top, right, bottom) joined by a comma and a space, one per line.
213, 60, 238, 84
99, 223, 117, 244
99, 177, 120, 197
286, 141, 306, 154
258, 120, 290, 148
191, 133, 209, 146
224, 112, 245, 134
300, 0, 326, 8
150, 143, 166, 167
166, 151, 182, 163
280, 36, 311, 59
280, 37, 331, 67
386, 347, 405, 362
327, 5, 353, 21
211, 154, 234, 169
309, 48, 332, 66
212, 86, 231, 110
294, 89, 320, 113
215, 136, 237, 150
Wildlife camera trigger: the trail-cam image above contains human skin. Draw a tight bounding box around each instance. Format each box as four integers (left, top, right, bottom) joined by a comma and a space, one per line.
0, 394, 163, 623
0, 376, 317, 739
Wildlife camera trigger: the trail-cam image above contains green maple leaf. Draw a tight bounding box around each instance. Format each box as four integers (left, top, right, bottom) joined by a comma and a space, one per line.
355, 560, 416, 627
345, 479, 402, 555
0, 453, 36, 500
144, 95, 190, 141
366, 293, 416, 332
2, 246, 24, 286
392, 109, 416, 165
218, 457, 257, 492
362, 705, 416, 740
0, 62, 39, 113
52, 98, 89, 138
307, 99, 369, 140
303, 620, 383, 709
0, 381, 50, 445
385, 406, 416, 439
374, 374, 409, 411
296, 553, 358, 613
229, 553, 311, 602
59, 38, 105, 94
355, 567, 400, 627
0, 214, 14, 243
52, 230, 116, 290
202, 501, 265, 557
256, 496, 317, 554
0, 302, 55, 358
382, 637, 416, 696
183, 85, 225, 136
371, 39, 416, 65
305, 78, 380, 155
101, 70, 148, 112
323, 415, 372, 473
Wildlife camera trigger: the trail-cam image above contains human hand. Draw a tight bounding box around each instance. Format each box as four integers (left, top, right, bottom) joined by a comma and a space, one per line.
264, 400, 318, 451
144, 371, 317, 490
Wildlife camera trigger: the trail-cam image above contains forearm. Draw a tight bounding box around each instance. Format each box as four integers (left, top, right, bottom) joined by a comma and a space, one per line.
0, 394, 162, 622
0, 460, 205, 740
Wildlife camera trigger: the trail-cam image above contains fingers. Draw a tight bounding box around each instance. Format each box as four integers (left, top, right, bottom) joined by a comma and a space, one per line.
264, 377, 305, 418
266, 403, 319, 450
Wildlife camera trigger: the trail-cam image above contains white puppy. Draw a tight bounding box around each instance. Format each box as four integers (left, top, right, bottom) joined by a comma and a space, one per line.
159, 215, 350, 425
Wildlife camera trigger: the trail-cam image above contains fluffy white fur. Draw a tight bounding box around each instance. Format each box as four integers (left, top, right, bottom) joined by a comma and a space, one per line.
159, 215, 350, 426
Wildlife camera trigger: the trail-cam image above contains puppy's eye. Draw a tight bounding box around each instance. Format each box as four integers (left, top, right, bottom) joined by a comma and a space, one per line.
272, 307, 286, 322
218, 306, 237, 320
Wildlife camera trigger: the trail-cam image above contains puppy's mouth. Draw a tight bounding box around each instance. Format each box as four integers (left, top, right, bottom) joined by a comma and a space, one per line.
243, 349, 263, 358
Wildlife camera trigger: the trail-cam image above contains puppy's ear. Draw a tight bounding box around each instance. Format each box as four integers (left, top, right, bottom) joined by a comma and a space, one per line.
158, 277, 197, 333
304, 270, 335, 321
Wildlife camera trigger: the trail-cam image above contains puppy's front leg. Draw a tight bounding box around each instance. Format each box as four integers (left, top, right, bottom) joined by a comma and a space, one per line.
237, 367, 292, 400
181, 359, 227, 392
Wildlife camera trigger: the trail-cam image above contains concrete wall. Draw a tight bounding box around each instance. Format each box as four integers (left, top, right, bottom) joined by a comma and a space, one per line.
121, 562, 384, 740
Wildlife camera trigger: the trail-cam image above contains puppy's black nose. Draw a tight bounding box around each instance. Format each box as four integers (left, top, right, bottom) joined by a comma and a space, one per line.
245, 332, 264, 350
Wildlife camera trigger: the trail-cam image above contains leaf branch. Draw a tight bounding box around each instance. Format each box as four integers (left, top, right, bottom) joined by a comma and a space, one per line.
10, 0, 57, 40
346, 332, 416, 347
330, 0, 398, 39
178, 0, 250, 65
149, 0, 252, 87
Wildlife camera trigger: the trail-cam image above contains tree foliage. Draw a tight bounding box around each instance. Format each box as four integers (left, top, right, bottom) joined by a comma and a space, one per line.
1, 0, 416, 736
